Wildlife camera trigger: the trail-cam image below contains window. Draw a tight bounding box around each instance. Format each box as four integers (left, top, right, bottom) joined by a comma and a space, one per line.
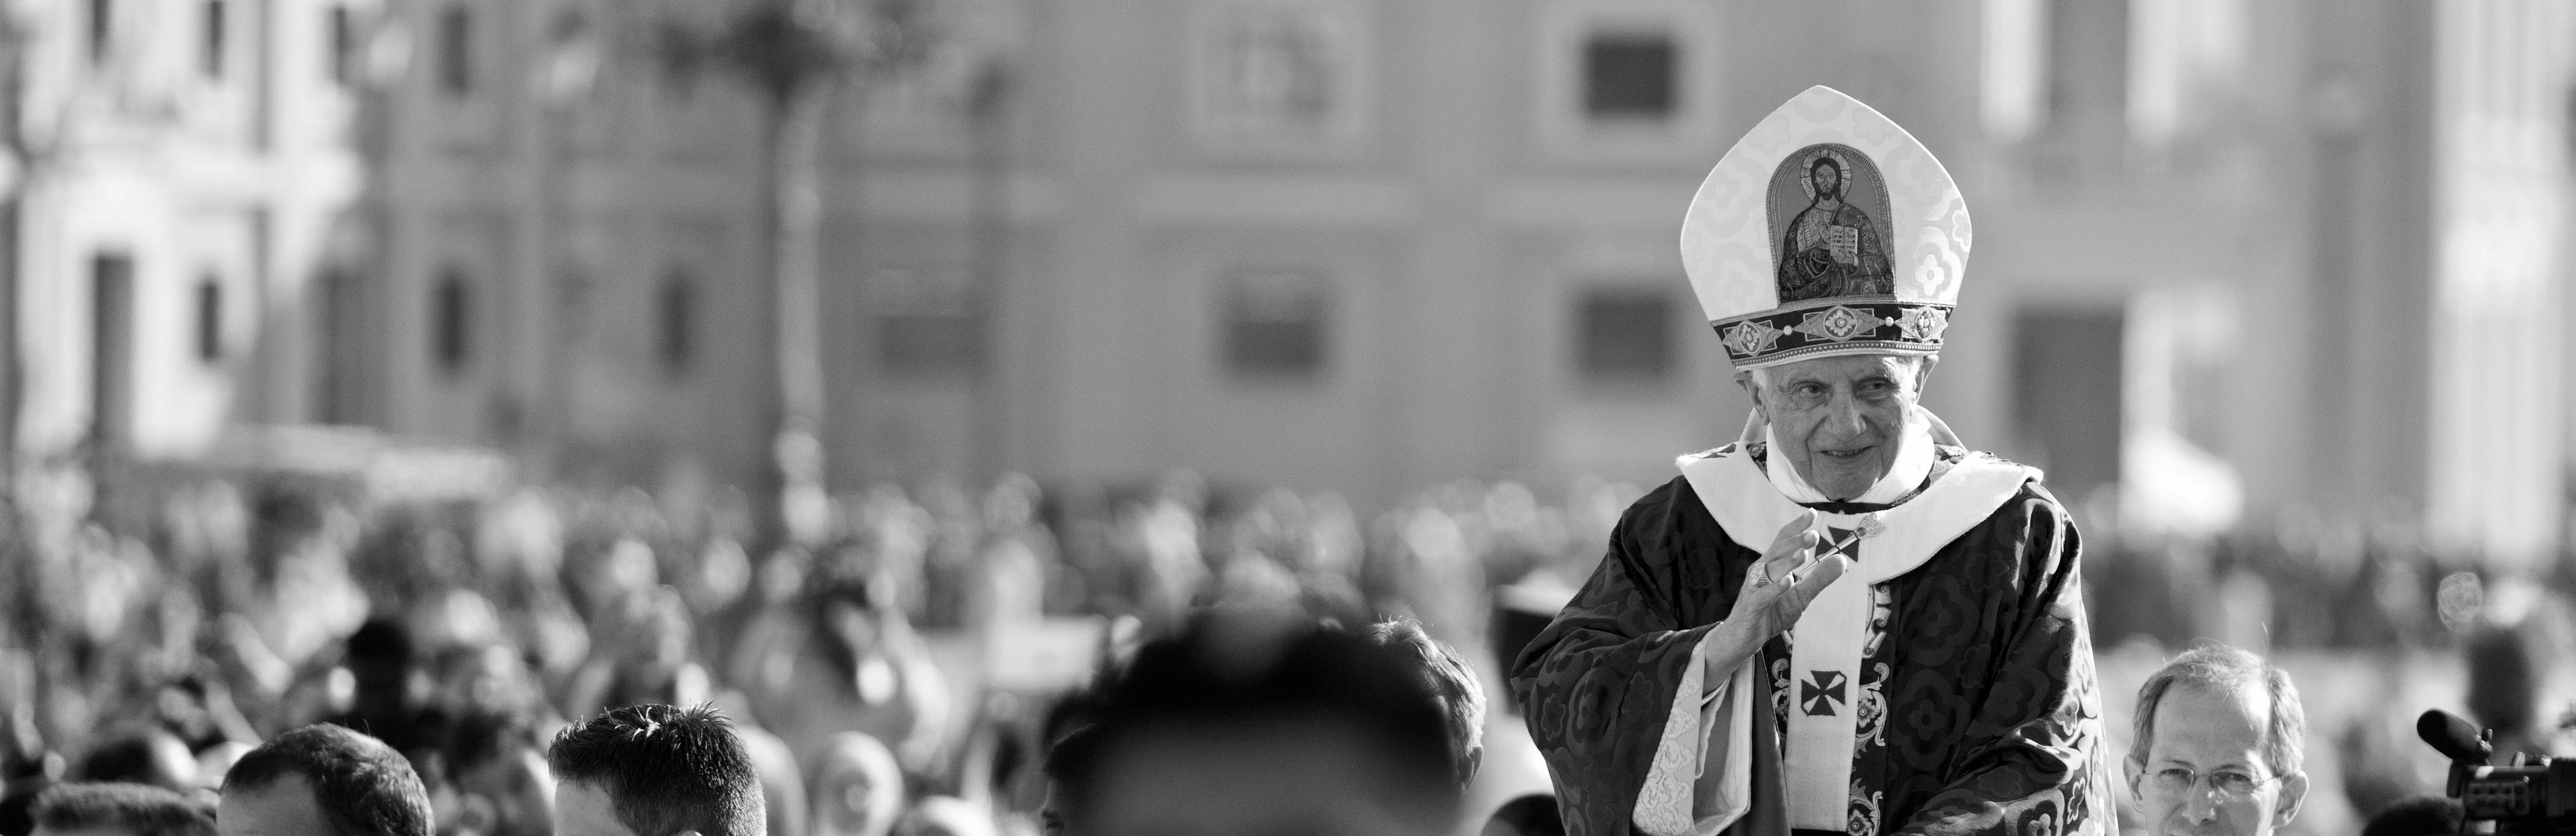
433, 270, 471, 373
1536, 3, 1719, 156
327, 5, 353, 85
203, 0, 226, 78
2012, 307, 2124, 503
1221, 269, 1327, 381
437, 5, 472, 95
195, 276, 223, 361
1575, 287, 1674, 382
315, 269, 363, 423
88, 0, 112, 64
1189, 3, 1370, 153
92, 252, 134, 450
1210, 11, 1334, 129
658, 271, 693, 375
1583, 32, 1677, 120
875, 269, 982, 375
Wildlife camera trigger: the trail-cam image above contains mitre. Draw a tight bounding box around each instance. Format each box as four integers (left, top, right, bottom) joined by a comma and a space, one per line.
1679, 85, 1971, 370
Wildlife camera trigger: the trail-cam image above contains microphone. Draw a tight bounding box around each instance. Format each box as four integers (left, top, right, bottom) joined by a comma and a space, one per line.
2419, 709, 2492, 763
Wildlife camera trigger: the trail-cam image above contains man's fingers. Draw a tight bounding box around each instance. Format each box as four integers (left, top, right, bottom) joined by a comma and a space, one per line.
1789, 553, 1851, 602
1764, 526, 1819, 564
1771, 509, 1818, 543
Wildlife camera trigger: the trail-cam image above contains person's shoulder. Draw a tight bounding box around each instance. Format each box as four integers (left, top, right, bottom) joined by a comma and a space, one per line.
1607, 470, 1727, 548
1943, 449, 2071, 525
1622, 476, 1695, 522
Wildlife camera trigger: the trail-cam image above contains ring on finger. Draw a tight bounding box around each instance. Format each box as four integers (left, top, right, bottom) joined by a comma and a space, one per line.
1748, 563, 1771, 589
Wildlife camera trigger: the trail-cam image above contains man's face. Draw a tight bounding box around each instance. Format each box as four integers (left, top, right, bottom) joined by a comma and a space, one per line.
219, 775, 339, 836
551, 783, 640, 836
1811, 163, 1840, 198
2129, 684, 2306, 836
1077, 721, 1454, 836
1742, 354, 1923, 500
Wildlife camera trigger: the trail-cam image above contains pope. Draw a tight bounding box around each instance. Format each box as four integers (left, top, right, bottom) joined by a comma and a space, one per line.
1511, 87, 2113, 836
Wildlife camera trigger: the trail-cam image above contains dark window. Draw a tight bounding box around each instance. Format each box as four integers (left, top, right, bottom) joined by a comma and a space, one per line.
1576, 287, 1674, 382
195, 276, 223, 361
1583, 33, 1678, 120
327, 5, 352, 85
92, 252, 134, 450
433, 270, 470, 373
315, 269, 364, 423
437, 5, 472, 95
875, 270, 982, 375
2011, 307, 2124, 508
658, 271, 693, 374
1222, 270, 1327, 381
89, 0, 113, 64
202, 0, 225, 78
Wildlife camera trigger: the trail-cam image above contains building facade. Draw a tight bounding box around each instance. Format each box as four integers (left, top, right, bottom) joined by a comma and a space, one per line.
13, 0, 2570, 561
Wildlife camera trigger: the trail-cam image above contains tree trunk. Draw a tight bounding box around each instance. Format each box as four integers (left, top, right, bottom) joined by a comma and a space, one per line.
771, 87, 830, 441
765, 80, 836, 544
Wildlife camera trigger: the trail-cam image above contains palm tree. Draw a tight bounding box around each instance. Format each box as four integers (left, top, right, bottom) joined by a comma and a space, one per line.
676, 0, 932, 543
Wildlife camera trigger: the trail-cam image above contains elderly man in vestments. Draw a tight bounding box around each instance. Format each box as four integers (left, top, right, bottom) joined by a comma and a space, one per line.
1511, 87, 2113, 836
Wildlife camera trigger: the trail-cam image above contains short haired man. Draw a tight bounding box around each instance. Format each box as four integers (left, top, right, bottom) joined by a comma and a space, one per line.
546, 705, 765, 836
217, 724, 434, 836
2127, 644, 2309, 836
1362, 619, 1487, 789
31, 783, 214, 836
1055, 614, 1460, 836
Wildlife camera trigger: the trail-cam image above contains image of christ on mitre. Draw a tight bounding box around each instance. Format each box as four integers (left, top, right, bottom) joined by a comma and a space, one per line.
1774, 148, 1895, 302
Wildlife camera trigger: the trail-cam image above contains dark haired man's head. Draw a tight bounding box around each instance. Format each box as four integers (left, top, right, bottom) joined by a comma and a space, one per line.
218, 724, 432, 836
1058, 615, 1462, 836
31, 783, 214, 836
1035, 726, 1098, 836
545, 705, 763, 836
341, 621, 417, 721
75, 728, 196, 792
1362, 619, 1487, 787
2360, 796, 2462, 836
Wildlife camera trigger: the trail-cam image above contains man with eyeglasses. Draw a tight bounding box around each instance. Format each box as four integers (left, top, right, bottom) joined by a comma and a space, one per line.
2127, 644, 2310, 836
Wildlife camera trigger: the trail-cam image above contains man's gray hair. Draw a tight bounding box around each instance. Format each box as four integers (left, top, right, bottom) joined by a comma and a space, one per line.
1742, 354, 1932, 391
2129, 642, 2306, 777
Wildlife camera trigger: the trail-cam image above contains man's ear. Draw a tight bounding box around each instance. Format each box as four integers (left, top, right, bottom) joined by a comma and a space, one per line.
2272, 772, 2308, 828
1912, 356, 1938, 393
2121, 757, 2143, 805
1734, 371, 1766, 422
1461, 746, 1484, 790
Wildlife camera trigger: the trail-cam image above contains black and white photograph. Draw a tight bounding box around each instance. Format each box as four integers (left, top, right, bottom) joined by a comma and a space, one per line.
0, 2, 2569, 836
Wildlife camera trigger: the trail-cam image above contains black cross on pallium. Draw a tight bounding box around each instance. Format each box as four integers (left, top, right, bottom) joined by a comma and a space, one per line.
1801, 670, 1847, 716
1819, 526, 1865, 561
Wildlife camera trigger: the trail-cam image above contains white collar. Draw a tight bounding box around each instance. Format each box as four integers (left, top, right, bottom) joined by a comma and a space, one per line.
1762, 407, 1936, 505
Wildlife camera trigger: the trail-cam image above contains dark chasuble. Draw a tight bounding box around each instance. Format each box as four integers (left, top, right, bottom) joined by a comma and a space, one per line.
1509, 443, 2112, 836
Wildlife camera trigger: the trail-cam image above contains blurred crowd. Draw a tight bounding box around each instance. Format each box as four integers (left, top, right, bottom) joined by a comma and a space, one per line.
0, 457, 2572, 836
0, 463, 1644, 836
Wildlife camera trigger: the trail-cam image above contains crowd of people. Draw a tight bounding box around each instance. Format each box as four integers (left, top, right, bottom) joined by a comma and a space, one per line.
0, 462, 2565, 836
0, 465, 1642, 836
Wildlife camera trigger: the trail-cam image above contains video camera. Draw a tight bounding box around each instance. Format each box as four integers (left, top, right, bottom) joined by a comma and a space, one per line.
2418, 709, 2576, 835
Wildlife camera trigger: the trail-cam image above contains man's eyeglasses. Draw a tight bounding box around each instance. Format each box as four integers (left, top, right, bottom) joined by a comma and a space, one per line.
2149, 767, 2278, 798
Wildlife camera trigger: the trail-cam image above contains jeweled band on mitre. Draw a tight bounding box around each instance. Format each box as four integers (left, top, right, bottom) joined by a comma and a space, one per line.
1712, 298, 1951, 369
